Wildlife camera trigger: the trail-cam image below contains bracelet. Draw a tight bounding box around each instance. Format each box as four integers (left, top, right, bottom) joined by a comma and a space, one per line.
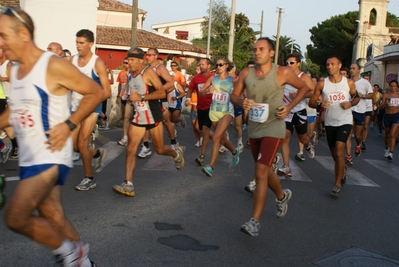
64, 119, 77, 131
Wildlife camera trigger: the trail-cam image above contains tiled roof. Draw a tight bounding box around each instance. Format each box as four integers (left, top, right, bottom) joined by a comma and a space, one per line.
98, 0, 145, 14
97, 26, 206, 54
0, 0, 20, 7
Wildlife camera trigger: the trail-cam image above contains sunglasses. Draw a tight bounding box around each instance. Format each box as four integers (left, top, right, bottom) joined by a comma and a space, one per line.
2, 7, 32, 32
215, 63, 226, 67
171, 64, 177, 67
286, 61, 296, 65
123, 62, 128, 64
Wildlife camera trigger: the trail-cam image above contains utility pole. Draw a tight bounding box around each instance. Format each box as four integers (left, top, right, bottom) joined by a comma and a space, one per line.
227, 0, 236, 61
260, 10, 264, 37
290, 39, 295, 53
206, 0, 212, 58
274, 7, 283, 64
131, 0, 138, 48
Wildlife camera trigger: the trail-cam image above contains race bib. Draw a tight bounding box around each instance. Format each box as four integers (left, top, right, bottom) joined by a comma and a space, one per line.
328, 92, 346, 105
198, 83, 205, 92
284, 113, 293, 122
212, 92, 229, 105
169, 97, 177, 108
249, 103, 269, 123
389, 98, 399, 106
134, 101, 148, 112
10, 111, 38, 137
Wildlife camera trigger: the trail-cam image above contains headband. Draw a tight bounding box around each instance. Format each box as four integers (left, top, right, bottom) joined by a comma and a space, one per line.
127, 53, 144, 59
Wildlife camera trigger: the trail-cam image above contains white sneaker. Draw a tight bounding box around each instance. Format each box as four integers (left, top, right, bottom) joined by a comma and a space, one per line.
237, 143, 244, 153
73, 152, 81, 162
138, 146, 152, 158
244, 180, 256, 193
219, 145, 227, 153
118, 137, 128, 146
195, 140, 200, 147
0, 131, 7, 139
384, 148, 390, 158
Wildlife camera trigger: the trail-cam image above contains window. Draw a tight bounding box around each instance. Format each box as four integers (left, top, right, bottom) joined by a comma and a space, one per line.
176, 31, 188, 40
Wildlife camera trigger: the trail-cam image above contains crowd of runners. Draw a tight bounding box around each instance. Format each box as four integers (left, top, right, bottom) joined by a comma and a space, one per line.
0, 7, 398, 267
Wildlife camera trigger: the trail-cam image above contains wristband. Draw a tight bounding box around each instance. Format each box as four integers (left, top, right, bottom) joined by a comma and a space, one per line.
65, 119, 77, 131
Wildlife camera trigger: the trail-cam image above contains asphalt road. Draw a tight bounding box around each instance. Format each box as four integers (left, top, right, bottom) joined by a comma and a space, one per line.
1, 117, 399, 267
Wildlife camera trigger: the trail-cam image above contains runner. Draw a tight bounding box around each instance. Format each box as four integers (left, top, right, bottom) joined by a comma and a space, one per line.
231, 37, 308, 236
112, 48, 184, 197
309, 56, 359, 197
116, 57, 132, 146
72, 29, 110, 191
198, 57, 240, 177
0, 7, 102, 266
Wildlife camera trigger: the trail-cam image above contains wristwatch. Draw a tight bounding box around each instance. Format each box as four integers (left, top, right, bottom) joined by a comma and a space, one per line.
141, 94, 145, 101
64, 119, 77, 131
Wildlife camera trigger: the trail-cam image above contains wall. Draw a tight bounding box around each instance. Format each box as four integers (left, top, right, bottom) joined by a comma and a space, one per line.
21, 0, 99, 55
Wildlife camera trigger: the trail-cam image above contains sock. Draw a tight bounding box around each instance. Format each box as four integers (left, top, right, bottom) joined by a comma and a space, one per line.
144, 141, 149, 148
11, 138, 17, 149
85, 176, 94, 180
171, 139, 177, 145
298, 151, 303, 155
123, 135, 127, 140
238, 137, 242, 145
52, 240, 74, 256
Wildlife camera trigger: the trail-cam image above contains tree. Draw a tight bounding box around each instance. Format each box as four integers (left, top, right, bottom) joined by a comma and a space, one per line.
192, 0, 259, 71
271, 35, 302, 66
306, 11, 399, 74
300, 53, 321, 79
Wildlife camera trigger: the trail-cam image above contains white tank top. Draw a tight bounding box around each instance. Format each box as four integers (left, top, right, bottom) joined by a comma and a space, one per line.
322, 76, 353, 126
9, 52, 72, 167
0, 59, 11, 96
283, 72, 306, 113
71, 54, 100, 112
352, 78, 372, 113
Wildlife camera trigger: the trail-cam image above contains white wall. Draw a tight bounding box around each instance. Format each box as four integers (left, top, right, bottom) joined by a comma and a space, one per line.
21, 0, 99, 55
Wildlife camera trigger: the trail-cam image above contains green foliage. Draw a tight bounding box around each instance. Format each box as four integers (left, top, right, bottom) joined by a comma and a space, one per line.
270, 35, 302, 66
300, 53, 321, 78
192, 0, 258, 71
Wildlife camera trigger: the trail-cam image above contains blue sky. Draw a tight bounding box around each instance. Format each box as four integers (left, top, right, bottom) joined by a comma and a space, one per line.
120, 0, 398, 53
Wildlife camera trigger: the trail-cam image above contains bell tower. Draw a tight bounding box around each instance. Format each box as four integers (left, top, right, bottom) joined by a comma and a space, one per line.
353, 0, 390, 68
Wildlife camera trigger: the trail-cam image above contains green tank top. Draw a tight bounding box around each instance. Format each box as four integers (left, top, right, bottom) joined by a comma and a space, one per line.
245, 63, 285, 139
0, 82, 5, 99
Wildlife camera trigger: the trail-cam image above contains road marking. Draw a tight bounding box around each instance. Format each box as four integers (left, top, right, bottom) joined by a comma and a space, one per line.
363, 159, 399, 182
314, 156, 379, 187
5, 176, 19, 182
276, 154, 312, 182
74, 141, 126, 168
142, 146, 186, 172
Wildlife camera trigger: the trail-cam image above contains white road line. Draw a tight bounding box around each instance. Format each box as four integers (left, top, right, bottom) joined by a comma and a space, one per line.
363, 159, 399, 182
276, 154, 312, 182
5, 176, 19, 182
314, 156, 379, 187
74, 141, 126, 168
142, 146, 186, 172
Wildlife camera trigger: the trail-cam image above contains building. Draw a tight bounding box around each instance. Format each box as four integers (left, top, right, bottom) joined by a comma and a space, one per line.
151, 17, 206, 42
353, 0, 399, 87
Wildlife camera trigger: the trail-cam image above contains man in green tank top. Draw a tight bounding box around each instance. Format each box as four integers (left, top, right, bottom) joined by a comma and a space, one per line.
231, 37, 309, 236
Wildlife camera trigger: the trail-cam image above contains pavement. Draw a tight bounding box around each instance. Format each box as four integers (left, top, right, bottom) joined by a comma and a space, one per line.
1, 119, 399, 267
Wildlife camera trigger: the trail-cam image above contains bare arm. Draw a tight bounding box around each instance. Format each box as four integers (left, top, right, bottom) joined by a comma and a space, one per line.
0, 108, 10, 129
198, 76, 214, 97
309, 80, 325, 108
95, 58, 112, 100
157, 65, 175, 93
231, 68, 253, 110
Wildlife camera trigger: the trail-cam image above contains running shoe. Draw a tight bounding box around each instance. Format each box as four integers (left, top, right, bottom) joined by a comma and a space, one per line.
75, 177, 97, 191
219, 145, 227, 153
0, 144, 12, 164
89, 132, 96, 150
305, 143, 315, 158
232, 147, 240, 165
345, 155, 353, 165
170, 141, 180, 150
10, 147, 18, 159
276, 189, 292, 218
194, 140, 200, 147
180, 116, 186, 128
0, 174, 6, 210
242, 124, 247, 131
330, 185, 341, 197
384, 148, 390, 158
277, 165, 292, 177
55, 241, 90, 267
118, 137, 128, 146
240, 217, 260, 237
311, 131, 318, 146
202, 164, 214, 177
173, 146, 185, 170
195, 155, 205, 166
99, 121, 110, 131
93, 124, 99, 138
272, 155, 281, 173
360, 142, 366, 151
0, 131, 7, 139
237, 143, 244, 153
295, 152, 305, 161
138, 146, 152, 158
90, 261, 98, 267
112, 180, 135, 197
341, 166, 347, 185
354, 146, 362, 157
244, 180, 256, 193
387, 152, 393, 160
93, 148, 107, 173
73, 152, 81, 162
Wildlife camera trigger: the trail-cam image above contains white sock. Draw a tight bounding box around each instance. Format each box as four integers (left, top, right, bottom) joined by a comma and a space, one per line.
123, 135, 127, 140
81, 257, 92, 267
238, 137, 242, 145
52, 240, 74, 256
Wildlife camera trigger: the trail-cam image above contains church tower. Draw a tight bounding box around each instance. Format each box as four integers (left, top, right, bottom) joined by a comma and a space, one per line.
353, 0, 391, 68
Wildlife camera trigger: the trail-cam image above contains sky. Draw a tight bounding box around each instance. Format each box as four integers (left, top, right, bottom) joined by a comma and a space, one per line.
120, 0, 399, 53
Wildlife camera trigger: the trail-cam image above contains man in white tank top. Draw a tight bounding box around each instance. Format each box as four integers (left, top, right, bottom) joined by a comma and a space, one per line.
0, 8, 103, 266
71, 29, 111, 192
309, 56, 359, 197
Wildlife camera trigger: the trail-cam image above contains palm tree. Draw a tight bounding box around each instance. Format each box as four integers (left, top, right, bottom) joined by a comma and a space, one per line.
271, 35, 302, 66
